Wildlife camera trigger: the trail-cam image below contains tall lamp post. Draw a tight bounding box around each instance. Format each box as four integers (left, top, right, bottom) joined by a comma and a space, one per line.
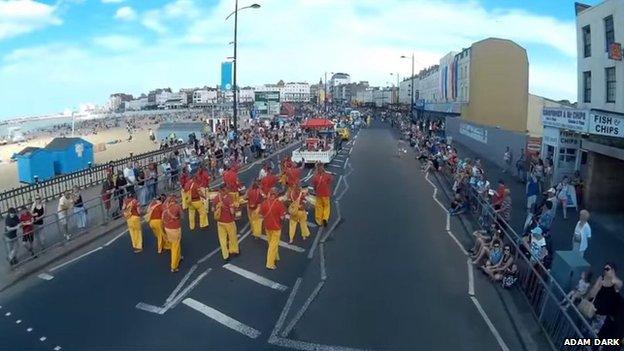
324, 71, 333, 113
390, 73, 399, 104
400, 54, 415, 119
226, 1, 260, 142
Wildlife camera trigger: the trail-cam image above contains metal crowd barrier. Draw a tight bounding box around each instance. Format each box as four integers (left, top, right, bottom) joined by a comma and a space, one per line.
0, 144, 186, 217
437, 169, 597, 350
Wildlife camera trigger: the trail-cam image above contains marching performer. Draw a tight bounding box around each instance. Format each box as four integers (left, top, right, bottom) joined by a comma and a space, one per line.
287, 184, 310, 243
122, 193, 143, 253
162, 195, 183, 272
145, 194, 170, 253
260, 164, 279, 198
260, 188, 286, 270
213, 186, 239, 261
185, 175, 209, 230
179, 166, 191, 210
311, 163, 333, 227
246, 180, 263, 238
285, 161, 305, 191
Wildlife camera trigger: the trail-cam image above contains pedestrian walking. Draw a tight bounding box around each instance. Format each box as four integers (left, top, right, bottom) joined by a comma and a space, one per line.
260, 188, 286, 270
573, 210, 591, 257
502, 146, 512, 173
213, 186, 239, 261
4, 207, 21, 266
122, 193, 143, 253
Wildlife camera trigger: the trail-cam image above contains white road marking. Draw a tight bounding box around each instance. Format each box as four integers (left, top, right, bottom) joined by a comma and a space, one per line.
166, 264, 198, 303
333, 175, 343, 196
49, 246, 103, 272
39, 337, 46, 342
269, 337, 370, 351
270, 278, 302, 341
447, 230, 468, 256
26, 327, 33, 332
37, 273, 54, 281
5, 312, 11, 316
307, 226, 323, 258
320, 243, 327, 281
327, 164, 342, 169
446, 213, 450, 231
161, 269, 211, 314
183, 298, 261, 339
259, 235, 305, 252
223, 264, 288, 291
104, 230, 128, 246
467, 259, 475, 296
281, 281, 325, 337
470, 296, 510, 351
15, 319, 21, 324
54, 346, 62, 351
307, 221, 318, 228
135, 302, 164, 314
342, 160, 349, 170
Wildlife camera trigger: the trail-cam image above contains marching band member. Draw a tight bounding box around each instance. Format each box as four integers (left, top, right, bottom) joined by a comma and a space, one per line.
179, 167, 191, 210
246, 180, 263, 238
162, 195, 183, 272
287, 184, 310, 243
311, 163, 333, 227
213, 186, 239, 261
185, 175, 209, 230
122, 193, 143, 253
260, 165, 279, 198
260, 188, 286, 270
145, 194, 169, 253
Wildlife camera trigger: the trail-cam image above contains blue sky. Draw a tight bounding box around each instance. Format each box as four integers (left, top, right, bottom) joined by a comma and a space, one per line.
0, 0, 600, 119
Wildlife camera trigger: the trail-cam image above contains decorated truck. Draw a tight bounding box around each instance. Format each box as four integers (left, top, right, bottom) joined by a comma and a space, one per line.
291, 118, 338, 165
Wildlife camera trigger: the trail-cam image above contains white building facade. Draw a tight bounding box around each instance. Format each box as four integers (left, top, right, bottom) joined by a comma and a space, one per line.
330, 73, 350, 87
282, 82, 310, 102
125, 97, 148, 111
193, 89, 218, 105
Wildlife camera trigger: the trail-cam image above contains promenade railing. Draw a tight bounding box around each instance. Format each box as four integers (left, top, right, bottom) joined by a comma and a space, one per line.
0, 144, 186, 217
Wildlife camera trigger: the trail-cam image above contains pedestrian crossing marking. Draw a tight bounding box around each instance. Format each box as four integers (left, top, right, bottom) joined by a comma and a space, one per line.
223, 264, 288, 291
183, 298, 261, 339
258, 235, 305, 252
37, 273, 54, 281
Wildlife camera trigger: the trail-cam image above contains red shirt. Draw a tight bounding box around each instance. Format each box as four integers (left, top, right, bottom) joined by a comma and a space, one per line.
196, 169, 210, 188
260, 173, 278, 195
260, 197, 286, 230
246, 187, 262, 209
289, 189, 305, 207
19, 212, 33, 234
492, 184, 506, 206
285, 167, 302, 187
312, 172, 333, 197
179, 172, 190, 189
223, 169, 240, 191
123, 198, 140, 217
185, 179, 203, 201
162, 202, 182, 229
214, 193, 235, 223
148, 201, 163, 221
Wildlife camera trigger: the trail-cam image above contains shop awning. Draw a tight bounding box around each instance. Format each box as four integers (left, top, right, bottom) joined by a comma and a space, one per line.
301, 118, 334, 129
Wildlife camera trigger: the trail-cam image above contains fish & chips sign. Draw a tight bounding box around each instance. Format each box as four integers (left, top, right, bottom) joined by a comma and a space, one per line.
542, 108, 588, 132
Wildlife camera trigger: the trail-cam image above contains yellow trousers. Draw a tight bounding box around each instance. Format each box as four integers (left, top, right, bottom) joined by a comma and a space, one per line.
315, 196, 331, 225
248, 206, 263, 237
165, 227, 182, 271
217, 222, 239, 260
188, 200, 208, 230
126, 216, 143, 250
148, 219, 168, 253
181, 190, 190, 210
266, 229, 281, 269
289, 210, 310, 242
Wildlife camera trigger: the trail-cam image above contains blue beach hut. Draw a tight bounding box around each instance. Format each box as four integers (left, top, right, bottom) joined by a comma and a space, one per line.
15, 147, 55, 184
45, 137, 94, 175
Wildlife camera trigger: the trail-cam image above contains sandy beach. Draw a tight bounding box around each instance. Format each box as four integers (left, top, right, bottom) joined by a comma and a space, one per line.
0, 127, 159, 191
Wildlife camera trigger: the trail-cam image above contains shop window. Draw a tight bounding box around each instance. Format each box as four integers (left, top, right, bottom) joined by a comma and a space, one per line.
583, 71, 592, 103
606, 67, 616, 103
605, 15, 614, 51
558, 148, 577, 163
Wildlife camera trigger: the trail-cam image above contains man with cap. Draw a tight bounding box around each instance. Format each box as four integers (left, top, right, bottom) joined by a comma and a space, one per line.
524, 226, 548, 265
213, 186, 239, 261
246, 180, 263, 238
122, 192, 143, 253
185, 174, 209, 230
260, 188, 286, 270
162, 195, 183, 272
311, 163, 333, 226
145, 194, 169, 253
287, 184, 310, 243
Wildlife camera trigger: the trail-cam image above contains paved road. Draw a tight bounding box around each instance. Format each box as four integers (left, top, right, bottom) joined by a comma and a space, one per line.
0, 122, 547, 351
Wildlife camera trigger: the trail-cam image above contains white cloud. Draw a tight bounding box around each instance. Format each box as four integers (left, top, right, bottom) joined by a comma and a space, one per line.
101, 0, 125, 4
93, 35, 141, 51
0, 0, 580, 118
0, 0, 62, 40
114, 6, 137, 21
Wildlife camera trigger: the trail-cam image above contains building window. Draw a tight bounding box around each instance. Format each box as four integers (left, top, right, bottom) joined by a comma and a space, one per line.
606, 67, 616, 103
582, 25, 591, 57
604, 15, 614, 51
583, 71, 592, 103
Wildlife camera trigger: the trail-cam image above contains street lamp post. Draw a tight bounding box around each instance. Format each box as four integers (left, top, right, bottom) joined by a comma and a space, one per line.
226, 1, 260, 142
401, 54, 415, 120
390, 73, 399, 104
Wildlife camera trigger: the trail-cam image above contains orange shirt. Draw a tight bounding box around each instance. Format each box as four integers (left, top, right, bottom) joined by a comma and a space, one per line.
196, 169, 210, 188
148, 201, 163, 221
162, 202, 182, 229
260, 173, 278, 195
246, 187, 262, 209
312, 172, 333, 197
180, 172, 190, 189
285, 167, 302, 187
223, 169, 239, 191
214, 193, 235, 223
289, 189, 305, 207
260, 197, 286, 230
123, 198, 140, 217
